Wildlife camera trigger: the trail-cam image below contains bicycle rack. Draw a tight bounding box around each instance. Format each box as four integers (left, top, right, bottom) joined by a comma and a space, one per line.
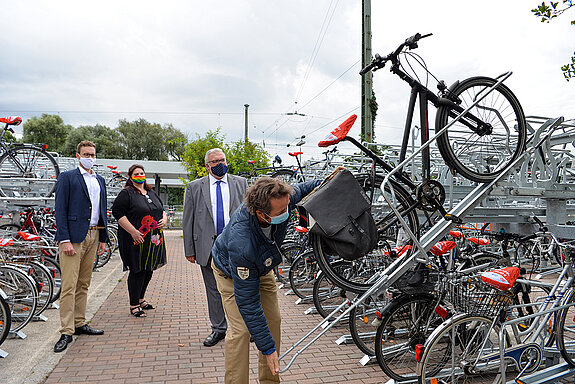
278, 72, 551, 373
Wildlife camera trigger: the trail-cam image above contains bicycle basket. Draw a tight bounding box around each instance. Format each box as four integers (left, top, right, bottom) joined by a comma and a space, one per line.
447, 280, 514, 318
393, 264, 440, 295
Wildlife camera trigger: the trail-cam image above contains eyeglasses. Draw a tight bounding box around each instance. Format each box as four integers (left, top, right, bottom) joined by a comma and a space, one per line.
207, 158, 226, 165
144, 194, 153, 204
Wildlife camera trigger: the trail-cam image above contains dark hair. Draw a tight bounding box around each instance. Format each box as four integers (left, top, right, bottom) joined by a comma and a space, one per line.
244, 177, 294, 215
77, 140, 96, 154
124, 164, 152, 192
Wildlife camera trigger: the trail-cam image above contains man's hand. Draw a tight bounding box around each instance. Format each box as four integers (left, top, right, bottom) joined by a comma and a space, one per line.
325, 166, 346, 181
186, 256, 196, 264
61, 242, 76, 256
97, 242, 107, 256
265, 351, 280, 376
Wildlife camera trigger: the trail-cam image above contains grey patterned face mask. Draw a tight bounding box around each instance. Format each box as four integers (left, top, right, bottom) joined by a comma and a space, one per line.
79, 157, 96, 169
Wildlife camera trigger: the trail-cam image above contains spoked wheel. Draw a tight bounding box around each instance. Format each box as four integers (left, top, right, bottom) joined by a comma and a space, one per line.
270, 169, 301, 184
349, 293, 389, 356
288, 250, 317, 299
0, 145, 60, 197
435, 76, 527, 183
0, 265, 38, 332
0, 291, 11, 346
312, 175, 417, 294
375, 293, 440, 381
312, 262, 348, 319
418, 314, 507, 384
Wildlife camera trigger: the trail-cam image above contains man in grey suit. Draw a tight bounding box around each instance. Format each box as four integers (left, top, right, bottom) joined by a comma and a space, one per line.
183, 148, 248, 347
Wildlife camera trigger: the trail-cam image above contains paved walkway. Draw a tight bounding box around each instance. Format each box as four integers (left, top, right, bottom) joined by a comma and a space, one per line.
40, 230, 387, 384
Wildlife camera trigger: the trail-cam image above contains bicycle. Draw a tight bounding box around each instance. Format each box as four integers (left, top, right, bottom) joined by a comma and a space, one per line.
311, 32, 527, 295
0, 116, 60, 198
271, 147, 339, 183
0, 288, 11, 347
236, 155, 285, 184
416, 230, 575, 383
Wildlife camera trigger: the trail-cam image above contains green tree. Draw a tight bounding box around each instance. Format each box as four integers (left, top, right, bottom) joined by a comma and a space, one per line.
532, 1, 575, 80
163, 124, 188, 161
117, 118, 176, 161
62, 124, 126, 158
225, 139, 270, 174
22, 114, 72, 152
181, 128, 226, 179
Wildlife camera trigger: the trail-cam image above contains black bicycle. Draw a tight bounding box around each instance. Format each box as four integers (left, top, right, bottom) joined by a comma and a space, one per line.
0, 116, 60, 197
310, 33, 527, 294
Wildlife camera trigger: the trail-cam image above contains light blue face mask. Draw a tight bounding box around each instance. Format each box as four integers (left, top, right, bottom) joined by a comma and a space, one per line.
267, 207, 290, 225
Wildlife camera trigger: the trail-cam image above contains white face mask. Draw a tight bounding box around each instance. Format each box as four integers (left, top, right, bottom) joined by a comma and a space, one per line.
79, 157, 97, 169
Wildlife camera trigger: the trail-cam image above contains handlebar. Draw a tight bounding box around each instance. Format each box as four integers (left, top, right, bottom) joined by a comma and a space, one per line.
359, 32, 432, 75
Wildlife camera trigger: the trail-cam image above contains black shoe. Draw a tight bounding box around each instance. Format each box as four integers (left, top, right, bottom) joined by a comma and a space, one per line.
74, 325, 104, 335
203, 331, 225, 347
54, 334, 73, 353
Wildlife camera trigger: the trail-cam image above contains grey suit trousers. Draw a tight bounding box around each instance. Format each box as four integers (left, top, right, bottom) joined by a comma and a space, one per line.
200, 257, 227, 333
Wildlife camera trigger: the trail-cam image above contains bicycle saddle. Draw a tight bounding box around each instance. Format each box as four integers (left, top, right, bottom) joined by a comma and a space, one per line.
429, 240, 457, 256
318, 114, 357, 147
0, 116, 22, 126
449, 230, 463, 238
468, 237, 489, 245
0, 238, 14, 246
481, 266, 521, 291
107, 165, 117, 169
288, 152, 303, 157
247, 160, 256, 164
18, 231, 41, 241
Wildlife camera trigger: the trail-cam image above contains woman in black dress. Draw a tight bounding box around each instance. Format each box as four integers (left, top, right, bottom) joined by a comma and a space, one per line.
112, 164, 167, 317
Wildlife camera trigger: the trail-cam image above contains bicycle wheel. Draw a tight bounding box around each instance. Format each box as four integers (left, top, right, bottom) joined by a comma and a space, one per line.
349, 293, 389, 356
375, 293, 440, 381
418, 314, 506, 384
0, 265, 38, 332
275, 241, 304, 284
26, 261, 54, 316
556, 289, 575, 367
41, 256, 61, 303
0, 145, 60, 197
435, 76, 527, 183
288, 251, 317, 299
312, 263, 347, 319
313, 175, 417, 294
0, 290, 11, 346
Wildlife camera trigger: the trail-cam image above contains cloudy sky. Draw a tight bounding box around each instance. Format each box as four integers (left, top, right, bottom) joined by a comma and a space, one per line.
1, 0, 573, 162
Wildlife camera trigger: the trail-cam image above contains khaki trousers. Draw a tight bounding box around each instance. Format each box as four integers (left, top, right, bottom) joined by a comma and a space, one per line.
58, 229, 99, 335
212, 260, 281, 384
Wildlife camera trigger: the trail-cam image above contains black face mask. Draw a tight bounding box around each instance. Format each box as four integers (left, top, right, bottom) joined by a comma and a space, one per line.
211, 162, 228, 177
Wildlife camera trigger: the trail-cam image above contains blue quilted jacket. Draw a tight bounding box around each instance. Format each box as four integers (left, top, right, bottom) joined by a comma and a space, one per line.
212, 180, 317, 355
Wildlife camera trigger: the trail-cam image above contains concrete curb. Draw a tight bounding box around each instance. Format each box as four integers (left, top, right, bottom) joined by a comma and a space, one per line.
0, 254, 126, 384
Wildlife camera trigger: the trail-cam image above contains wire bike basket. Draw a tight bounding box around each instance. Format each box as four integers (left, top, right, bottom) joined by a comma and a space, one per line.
447, 280, 513, 318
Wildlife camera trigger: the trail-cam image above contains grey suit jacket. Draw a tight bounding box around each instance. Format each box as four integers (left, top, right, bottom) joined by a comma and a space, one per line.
182, 173, 248, 266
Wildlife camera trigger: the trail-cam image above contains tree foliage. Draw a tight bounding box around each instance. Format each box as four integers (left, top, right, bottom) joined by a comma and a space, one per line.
22, 114, 73, 153
180, 129, 271, 180
181, 128, 226, 180
225, 139, 270, 175
532, 1, 575, 81
62, 124, 126, 158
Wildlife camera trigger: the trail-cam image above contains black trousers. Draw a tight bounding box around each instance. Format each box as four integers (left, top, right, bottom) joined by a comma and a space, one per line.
128, 269, 154, 306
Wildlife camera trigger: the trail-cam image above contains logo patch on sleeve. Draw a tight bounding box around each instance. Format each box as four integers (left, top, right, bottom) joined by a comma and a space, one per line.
237, 267, 250, 280
264, 257, 272, 267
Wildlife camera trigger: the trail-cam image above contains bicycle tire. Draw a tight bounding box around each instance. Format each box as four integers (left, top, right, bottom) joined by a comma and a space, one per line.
375, 293, 439, 381
349, 293, 389, 357
312, 175, 418, 294
312, 262, 347, 319
435, 76, 527, 183
418, 314, 506, 384
555, 289, 575, 367
275, 242, 304, 284
0, 145, 60, 197
288, 251, 317, 299
41, 256, 61, 303
0, 264, 38, 332
26, 260, 54, 316
0, 289, 11, 346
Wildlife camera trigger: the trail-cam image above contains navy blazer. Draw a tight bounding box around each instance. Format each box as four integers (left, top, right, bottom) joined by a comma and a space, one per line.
54, 168, 109, 244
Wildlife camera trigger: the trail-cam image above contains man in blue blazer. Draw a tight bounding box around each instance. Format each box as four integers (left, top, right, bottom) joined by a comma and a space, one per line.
53, 140, 109, 353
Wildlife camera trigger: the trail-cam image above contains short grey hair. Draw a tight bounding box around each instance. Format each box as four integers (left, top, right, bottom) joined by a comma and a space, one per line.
205, 148, 225, 164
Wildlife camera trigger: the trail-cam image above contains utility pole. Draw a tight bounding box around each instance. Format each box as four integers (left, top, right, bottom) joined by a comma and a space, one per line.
361, 0, 373, 143
244, 104, 250, 142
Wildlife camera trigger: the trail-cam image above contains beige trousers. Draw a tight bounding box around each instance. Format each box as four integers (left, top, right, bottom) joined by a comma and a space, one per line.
212, 260, 281, 384
58, 229, 99, 335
